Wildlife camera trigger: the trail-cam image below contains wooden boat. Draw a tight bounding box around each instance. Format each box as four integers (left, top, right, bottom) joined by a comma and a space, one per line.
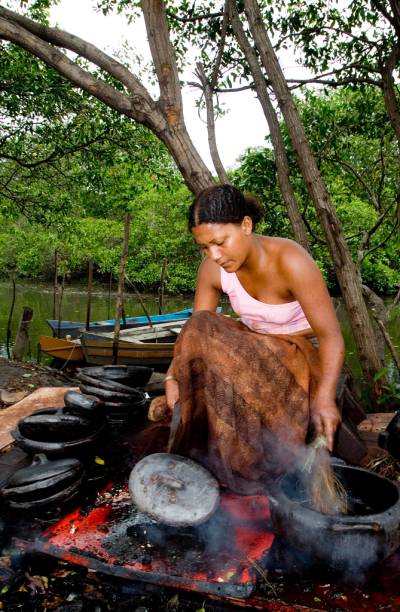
39, 335, 84, 363
46, 308, 192, 338
80, 320, 185, 370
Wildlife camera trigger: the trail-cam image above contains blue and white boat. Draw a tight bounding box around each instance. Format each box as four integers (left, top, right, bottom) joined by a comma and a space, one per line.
46, 308, 192, 339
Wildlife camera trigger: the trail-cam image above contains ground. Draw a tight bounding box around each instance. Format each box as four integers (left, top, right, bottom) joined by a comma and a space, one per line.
0, 357, 76, 406
0, 358, 399, 611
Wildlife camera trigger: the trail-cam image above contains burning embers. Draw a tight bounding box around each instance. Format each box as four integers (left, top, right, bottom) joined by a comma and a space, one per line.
34, 481, 274, 598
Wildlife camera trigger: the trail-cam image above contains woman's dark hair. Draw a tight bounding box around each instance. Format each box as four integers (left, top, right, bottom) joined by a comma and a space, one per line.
188, 184, 263, 231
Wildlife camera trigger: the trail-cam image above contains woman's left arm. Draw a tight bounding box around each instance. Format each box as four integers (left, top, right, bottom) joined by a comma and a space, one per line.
282, 243, 345, 451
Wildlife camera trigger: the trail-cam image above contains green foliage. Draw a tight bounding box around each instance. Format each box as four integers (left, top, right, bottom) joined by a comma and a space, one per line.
0, 186, 200, 292
373, 368, 400, 410
231, 87, 399, 295
231, 146, 293, 238
269, 0, 396, 86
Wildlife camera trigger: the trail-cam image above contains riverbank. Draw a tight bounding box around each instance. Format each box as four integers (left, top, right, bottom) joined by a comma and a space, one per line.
0, 357, 76, 407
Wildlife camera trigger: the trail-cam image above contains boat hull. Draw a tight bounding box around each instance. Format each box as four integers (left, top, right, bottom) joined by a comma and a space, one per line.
80, 338, 174, 370
39, 336, 84, 362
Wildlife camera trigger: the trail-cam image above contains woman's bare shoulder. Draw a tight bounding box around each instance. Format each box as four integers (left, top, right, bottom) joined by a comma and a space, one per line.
197, 257, 222, 289
260, 236, 310, 261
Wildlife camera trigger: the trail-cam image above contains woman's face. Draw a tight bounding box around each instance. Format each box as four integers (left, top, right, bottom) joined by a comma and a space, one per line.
191, 217, 253, 272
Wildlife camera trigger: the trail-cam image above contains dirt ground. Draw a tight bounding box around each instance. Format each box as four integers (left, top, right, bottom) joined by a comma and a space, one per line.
0, 357, 76, 403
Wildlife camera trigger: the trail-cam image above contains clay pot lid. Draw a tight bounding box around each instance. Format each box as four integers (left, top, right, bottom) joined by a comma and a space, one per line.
64, 390, 102, 413
7, 453, 82, 487
129, 453, 220, 527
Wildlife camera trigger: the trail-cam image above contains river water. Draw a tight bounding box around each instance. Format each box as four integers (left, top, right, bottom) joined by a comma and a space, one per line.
0, 281, 398, 377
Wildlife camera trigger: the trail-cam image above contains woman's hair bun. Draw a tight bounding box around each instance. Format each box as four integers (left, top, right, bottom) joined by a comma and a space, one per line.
188, 184, 264, 230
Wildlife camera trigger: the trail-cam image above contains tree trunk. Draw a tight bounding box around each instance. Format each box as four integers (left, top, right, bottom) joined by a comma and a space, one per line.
381, 47, 400, 150
196, 62, 230, 184
228, 0, 311, 253
242, 0, 383, 385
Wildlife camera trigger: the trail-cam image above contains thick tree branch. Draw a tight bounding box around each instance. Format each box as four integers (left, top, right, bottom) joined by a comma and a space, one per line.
166, 10, 224, 24
0, 16, 159, 127
0, 6, 155, 106
142, 0, 183, 128
0, 4, 214, 194
372, 0, 400, 39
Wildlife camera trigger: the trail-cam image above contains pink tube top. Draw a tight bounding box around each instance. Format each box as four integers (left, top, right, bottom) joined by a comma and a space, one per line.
220, 267, 311, 335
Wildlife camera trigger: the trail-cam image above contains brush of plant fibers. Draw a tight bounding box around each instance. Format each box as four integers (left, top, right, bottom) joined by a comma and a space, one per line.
302, 434, 348, 515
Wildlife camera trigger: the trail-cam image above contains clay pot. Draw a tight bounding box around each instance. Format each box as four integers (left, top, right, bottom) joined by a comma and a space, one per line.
63, 390, 102, 418
79, 384, 140, 404
77, 365, 153, 388
12, 409, 105, 457
268, 462, 400, 577
18, 409, 93, 442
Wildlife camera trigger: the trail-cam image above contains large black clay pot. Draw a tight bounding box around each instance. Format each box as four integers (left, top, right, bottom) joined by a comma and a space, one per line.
12, 409, 105, 457
268, 462, 400, 578
18, 409, 93, 442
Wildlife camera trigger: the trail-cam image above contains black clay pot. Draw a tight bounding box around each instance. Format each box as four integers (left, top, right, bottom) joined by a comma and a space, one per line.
379, 411, 400, 461
18, 409, 93, 442
1, 453, 84, 509
268, 462, 400, 578
79, 384, 140, 404
102, 395, 148, 426
63, 390, 103, 418
78, 365, 153, 388
77, 372, 143, 395
12, 409, 105, 457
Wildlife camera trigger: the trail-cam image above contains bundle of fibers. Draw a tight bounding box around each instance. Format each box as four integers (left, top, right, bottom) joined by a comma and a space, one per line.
302, 435, 348, 515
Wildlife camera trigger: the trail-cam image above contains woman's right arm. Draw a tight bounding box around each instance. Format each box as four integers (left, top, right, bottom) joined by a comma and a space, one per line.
193, 257, 222, 312
165, 258, 222, 410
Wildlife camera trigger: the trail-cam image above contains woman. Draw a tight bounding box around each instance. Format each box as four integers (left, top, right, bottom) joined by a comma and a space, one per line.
151, 184, 344, 491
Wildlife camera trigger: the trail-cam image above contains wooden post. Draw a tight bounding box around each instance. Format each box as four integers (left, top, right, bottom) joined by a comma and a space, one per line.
107, 271, 113, 320
13, 307, 33, 361
6, 275, 16, 359
113, 213, 131, 364
86, 257, 94, 331
158, 257, 168, 315
53, 249, 58, 321
57, 272, 65, 339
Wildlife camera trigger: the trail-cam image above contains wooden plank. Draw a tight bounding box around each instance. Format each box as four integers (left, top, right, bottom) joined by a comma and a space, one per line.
357, 412, 394, 446
0, 387, 78, 451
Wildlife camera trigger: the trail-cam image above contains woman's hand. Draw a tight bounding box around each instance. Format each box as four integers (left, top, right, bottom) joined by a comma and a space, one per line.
165, 378, 179, 412
310, 396, 341, 452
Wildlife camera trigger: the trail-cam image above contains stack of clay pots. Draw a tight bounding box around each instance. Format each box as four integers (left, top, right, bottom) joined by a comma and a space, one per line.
3, 365, 152, 510
1, 453, 85, 510
76, 365, 152, 426
12, 391, 105, 457
5, 392, 105, 510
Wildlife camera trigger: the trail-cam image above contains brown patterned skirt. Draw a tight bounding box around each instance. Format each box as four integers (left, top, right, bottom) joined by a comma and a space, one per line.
148, 311, 321, 493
